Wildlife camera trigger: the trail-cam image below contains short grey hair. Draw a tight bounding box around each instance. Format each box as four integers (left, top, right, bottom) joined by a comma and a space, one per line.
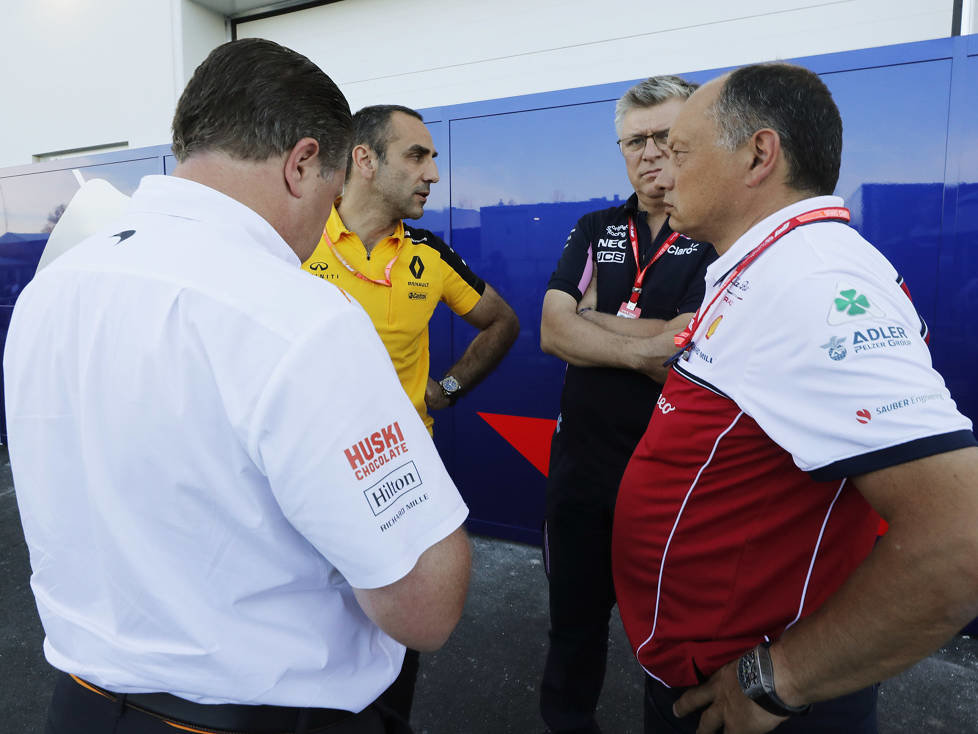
614, 75, 699, 137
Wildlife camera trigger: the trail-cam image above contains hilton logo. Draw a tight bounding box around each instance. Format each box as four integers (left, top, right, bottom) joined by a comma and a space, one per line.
364, 461, 423, 516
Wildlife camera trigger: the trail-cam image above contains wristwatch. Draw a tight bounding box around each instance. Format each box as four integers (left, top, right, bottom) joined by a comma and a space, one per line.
737, 642, 811, 717
439, 375, 463, 405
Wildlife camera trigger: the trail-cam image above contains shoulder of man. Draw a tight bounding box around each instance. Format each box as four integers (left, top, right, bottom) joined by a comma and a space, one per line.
402, 224, 486, 293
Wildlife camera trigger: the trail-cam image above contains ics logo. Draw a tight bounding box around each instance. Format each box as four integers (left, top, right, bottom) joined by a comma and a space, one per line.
856, 409, 872, 424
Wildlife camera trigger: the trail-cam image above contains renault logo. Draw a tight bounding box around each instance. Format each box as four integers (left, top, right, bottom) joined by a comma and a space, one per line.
409, 256, 425, 279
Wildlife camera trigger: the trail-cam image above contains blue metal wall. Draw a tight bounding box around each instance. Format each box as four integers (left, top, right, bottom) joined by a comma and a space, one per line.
1, 35, 976, 547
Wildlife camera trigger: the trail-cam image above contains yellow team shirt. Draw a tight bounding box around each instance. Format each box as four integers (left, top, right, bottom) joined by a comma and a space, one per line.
302, 205, 485, 431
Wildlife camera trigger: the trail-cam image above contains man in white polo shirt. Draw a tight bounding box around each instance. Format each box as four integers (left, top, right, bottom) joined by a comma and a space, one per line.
4, 39, 470, 734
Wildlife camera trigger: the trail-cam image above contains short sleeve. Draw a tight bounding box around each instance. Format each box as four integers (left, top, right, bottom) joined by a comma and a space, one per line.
250, 302, 468, 589
736, 272, 975, 479
546, 217, 594, 301
431, 235, 484, 316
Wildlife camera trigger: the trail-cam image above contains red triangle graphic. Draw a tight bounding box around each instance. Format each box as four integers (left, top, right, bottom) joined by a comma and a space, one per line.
477, 412, 557, 477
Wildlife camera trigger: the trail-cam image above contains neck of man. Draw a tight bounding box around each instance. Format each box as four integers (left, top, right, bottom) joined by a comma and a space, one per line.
636, 192, 669, 238
336, 186, 400, 256
712, 187, 818, 256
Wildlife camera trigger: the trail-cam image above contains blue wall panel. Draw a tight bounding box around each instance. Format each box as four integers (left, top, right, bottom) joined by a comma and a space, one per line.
1, 38, 976, 548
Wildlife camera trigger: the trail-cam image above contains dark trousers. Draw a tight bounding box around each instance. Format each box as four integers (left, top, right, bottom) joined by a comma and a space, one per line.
45, 671, 391, 734
378, 648, 420, 725
643, 675, 879, 733
540, 496, 618, 734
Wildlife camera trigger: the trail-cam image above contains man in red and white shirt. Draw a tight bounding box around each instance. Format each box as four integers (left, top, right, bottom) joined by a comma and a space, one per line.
612, 63, 978, 733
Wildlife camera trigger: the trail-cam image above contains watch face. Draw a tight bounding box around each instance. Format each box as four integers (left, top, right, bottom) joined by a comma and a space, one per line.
441, 376, 461, 393
738, 652, 760, 692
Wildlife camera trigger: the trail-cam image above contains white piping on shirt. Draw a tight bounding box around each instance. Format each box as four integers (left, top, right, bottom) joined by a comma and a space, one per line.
785, 478, 848, 631
636, 410, 746, 685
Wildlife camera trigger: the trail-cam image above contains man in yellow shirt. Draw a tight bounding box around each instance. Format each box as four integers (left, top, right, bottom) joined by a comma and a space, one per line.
304, 105, 518, 435
301, 105, 519, 725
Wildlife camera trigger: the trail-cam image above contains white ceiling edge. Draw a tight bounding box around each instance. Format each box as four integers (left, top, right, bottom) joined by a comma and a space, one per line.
191, 0, 334, 21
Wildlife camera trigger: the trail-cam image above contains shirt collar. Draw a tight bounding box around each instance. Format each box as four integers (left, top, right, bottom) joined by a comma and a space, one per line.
705, 194, 844, 286
129, 175, 299, 266
327, 201, 406, 251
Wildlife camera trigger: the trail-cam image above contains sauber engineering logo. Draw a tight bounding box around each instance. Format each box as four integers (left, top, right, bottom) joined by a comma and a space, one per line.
856, 409, 872, 424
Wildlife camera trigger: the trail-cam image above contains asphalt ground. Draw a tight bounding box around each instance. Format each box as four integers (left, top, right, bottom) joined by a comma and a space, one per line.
2, 446, 977, 733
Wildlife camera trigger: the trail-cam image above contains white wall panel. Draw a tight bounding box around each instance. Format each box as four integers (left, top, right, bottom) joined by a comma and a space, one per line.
237, 0, 953, 112
0, 0, 225, 169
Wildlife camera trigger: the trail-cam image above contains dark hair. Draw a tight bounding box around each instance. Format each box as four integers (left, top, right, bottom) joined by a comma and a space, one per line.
352, 105, 424, 162
709, 63, 842, 196
171, 39, 352, 175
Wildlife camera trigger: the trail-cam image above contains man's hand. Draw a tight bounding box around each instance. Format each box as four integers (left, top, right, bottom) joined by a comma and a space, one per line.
425, 376, 450, 411
673, 660, 787, 734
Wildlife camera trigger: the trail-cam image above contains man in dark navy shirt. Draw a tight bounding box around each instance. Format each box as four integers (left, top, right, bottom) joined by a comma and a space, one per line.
538, 75, 716, 734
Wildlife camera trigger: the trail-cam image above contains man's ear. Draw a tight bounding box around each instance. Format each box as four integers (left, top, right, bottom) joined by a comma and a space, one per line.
350, 144, 377, 181
284, 137, 321, 198
744, 128, 782, 188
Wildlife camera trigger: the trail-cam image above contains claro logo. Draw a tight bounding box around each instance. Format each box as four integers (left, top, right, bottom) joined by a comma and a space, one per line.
656, 395, 677, 414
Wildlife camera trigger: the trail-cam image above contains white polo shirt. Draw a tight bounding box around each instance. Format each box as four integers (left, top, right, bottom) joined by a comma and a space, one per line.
4, 175, 468, 710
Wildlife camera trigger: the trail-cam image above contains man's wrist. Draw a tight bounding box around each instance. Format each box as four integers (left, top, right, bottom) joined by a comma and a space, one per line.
439, 375, 463, 405
766, 641, 805, 709
737, 642, 810, 716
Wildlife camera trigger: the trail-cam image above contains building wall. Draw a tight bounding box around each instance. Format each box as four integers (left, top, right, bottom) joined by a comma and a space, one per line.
0, 0, 226, 169
236, 0, 955, 112
0, 0, 969, 168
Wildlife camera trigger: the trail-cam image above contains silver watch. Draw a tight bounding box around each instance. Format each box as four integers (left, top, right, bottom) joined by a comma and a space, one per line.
439, 375, 463, 405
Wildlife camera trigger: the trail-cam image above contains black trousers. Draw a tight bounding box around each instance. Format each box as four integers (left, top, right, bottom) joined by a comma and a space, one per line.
643, 675, 879, 733
45, 671, 393, 734
378, 648, 420, 725
540, 435, 623, 734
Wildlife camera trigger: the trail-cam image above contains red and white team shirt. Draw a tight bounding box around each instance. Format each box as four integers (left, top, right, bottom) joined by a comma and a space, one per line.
612, 195, 976, 688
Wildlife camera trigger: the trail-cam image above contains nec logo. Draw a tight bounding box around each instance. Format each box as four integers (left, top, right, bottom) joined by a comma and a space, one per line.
308, 261, 329, 271
409, 256, 425, 279
656, 395, 677, 414
597, 251, 626, 263
597, 238, 627, 249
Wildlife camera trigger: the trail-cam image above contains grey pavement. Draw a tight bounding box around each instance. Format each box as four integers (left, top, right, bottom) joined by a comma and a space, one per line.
2, 446, 977, 733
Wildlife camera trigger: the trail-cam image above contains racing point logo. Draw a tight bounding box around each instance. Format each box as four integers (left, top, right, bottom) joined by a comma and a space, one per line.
856, 409, 872, 424
409, 256, 425, 279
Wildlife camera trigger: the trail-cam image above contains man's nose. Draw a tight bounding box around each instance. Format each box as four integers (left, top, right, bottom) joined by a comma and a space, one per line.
641, 137, 666, 161
425, 160, 440, 184
655, 157, 676, 190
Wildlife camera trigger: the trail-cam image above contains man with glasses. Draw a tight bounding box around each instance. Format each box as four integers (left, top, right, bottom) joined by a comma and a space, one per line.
538, 75, 716, 734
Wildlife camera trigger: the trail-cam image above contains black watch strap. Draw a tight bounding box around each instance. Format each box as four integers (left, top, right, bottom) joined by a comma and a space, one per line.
737, 642, 811, 717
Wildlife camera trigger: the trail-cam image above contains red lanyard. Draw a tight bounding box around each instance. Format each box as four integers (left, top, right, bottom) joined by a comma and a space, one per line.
625, 217, 681, 307
673, 207, 851, 351
324, 231, 399, 287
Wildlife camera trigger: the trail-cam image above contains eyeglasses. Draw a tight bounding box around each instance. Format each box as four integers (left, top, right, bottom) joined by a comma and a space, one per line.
617, 130, 669, 156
